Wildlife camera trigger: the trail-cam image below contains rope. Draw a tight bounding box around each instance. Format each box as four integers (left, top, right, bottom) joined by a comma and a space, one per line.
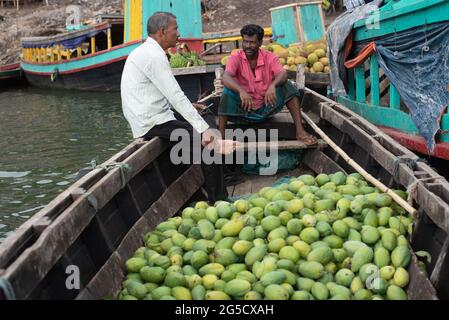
407, 180, 419, 208
90, 160, 131, 190
392, 155, 425, 179
0, 278, 16, 300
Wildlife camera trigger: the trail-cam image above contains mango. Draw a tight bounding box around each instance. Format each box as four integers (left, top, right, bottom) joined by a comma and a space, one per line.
374, 247, 391, 268
205, 291, 231, 300
279, 246, 301, 263
213, 249, 238, 266
224, 279, 251, 297
236, 271, 257, 284
140, 266, 165, 284
361, 226, 380, 245
268, 226, 288, 241
393, 267, 409, 288
151, 286, 171, 300
391, 245, 411, 268
335, 268, 355, 287
244, 291, 263, 300
293, 240, 312, 258
323, 235, 344, 249
216, 237, 237, 250
380, 266, 396, 280
245, 245, 268, 266
381, 230, 398, 251
291, 291, 312, 300
378, 207, 393, 226
264, 284, 290, 300
221, 219, 245, 237
386, 285, 407, 300
172, 287, 192, 300
352, 246, 374, 272
300, 227, 320, 244
164, 272, 185, 288
333, 220, 349, 238
191, 285, 206, 300
198, 219, 215, 240
261, 216, 281, 232
198, 263, 225, 277
126, 257, 147, 273
307, 246, 333, 265
298, 261, 325, 280
311, 282, 329, 300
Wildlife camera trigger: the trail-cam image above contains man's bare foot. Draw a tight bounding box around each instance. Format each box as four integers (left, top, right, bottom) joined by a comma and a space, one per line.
297, 132, 318, 146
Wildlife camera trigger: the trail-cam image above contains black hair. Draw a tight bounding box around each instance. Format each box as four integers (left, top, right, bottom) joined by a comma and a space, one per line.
240, 24, 264, 41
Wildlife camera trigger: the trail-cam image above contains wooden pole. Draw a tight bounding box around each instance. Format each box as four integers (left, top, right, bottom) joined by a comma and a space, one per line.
301, 110, 418, 216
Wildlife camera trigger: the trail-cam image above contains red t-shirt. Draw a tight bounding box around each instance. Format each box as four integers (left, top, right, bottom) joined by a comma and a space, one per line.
226, 49, 285, 109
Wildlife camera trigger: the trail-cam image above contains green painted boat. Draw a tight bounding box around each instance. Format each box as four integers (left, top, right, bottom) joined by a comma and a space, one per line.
335, 0, 449, 160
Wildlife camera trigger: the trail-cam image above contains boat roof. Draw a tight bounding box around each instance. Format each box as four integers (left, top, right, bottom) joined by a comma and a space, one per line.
20, 21, 119, 48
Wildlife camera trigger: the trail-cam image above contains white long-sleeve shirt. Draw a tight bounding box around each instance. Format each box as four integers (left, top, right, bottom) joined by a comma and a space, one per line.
121, 37, 210, 138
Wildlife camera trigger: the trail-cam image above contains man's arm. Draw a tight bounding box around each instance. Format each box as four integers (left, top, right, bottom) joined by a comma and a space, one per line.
144, 55, 209, 134
265, 70, 288, 106
222, 71, 254, 111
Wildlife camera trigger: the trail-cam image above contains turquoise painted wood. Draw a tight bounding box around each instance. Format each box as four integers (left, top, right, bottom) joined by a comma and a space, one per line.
353, 0, 449, 41
338, 96, 449, 143
355, 65, 366, 103
348, 68, 355, 100
337, 96, 420, 133
389, 84, 401, 109
142, 0, 202, 39
125, 0, 131, 43
442, 115, 449, 142
270, 6, 299, 47
369, 56, 380, 106
20, 42, 140, 74
299, 4, 325, 42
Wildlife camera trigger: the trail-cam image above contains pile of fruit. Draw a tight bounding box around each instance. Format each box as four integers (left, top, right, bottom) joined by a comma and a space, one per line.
221, 40, 329, 74
119, 172, 420, 300
169, 51, 206, 69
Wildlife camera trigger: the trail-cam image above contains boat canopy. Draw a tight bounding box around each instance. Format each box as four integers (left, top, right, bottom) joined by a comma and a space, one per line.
21, 22, 111, 49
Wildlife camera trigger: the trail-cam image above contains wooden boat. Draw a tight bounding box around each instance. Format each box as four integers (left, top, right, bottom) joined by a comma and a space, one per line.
0, 62, 24, 88
335, 0, 449, 160
0, 86, 448, 300
19, 0, 218, 100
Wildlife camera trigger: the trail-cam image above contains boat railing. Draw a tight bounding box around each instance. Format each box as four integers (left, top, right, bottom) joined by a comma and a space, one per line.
336, 52, 449, 145
21, 21, 123, 64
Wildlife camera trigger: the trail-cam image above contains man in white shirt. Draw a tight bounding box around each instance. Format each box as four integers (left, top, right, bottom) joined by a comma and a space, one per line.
121, 12, 234, 202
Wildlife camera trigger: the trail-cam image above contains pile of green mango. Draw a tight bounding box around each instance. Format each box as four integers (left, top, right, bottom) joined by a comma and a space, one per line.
119, 171, 420, 300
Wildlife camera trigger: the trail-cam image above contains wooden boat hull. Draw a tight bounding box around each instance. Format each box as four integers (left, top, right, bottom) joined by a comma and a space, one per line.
21, 42, 218, 100
0, 63, 25, 88
0, 88, 448, 300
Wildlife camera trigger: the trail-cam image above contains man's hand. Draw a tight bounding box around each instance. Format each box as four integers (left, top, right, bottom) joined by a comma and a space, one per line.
239, 90, 254, 112
201, 128, 217, 147
265, 84, 277, 107
192, 103, 206, 111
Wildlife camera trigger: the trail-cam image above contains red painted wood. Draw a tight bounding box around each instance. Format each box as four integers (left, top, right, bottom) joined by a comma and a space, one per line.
379, 126, 449, 160
0, 62, 20, 72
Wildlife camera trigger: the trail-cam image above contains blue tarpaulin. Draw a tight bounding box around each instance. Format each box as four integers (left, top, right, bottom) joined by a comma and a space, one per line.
22, 29, 106, 50
373, 22, 449, 151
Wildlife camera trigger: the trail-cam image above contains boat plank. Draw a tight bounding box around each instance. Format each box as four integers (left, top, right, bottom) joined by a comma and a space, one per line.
2, 198, 96, 299
85, 165, 204, 299
430, 237, 449, 289
408, 253, 438, 300
303, 149, 347, 174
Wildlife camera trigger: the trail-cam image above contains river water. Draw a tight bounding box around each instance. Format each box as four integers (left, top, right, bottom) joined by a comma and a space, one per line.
0, 87, 133, 242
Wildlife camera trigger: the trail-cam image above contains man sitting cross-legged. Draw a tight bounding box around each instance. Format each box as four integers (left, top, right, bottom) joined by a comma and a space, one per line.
218, 24, 317, 145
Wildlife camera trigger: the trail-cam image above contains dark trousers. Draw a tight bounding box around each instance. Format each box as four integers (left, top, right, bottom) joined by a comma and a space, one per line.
144, 112, 228, 203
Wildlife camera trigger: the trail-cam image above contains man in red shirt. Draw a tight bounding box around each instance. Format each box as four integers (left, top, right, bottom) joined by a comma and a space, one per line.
218, 24, 317, 145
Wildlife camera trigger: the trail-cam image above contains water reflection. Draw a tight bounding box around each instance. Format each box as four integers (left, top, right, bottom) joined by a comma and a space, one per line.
0, 87, 133, 242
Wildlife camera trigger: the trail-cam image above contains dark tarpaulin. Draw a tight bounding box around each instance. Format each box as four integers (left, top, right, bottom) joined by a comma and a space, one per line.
22, 29, 106, 50
327, 0, 383, 96
367, 22, 449, 151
